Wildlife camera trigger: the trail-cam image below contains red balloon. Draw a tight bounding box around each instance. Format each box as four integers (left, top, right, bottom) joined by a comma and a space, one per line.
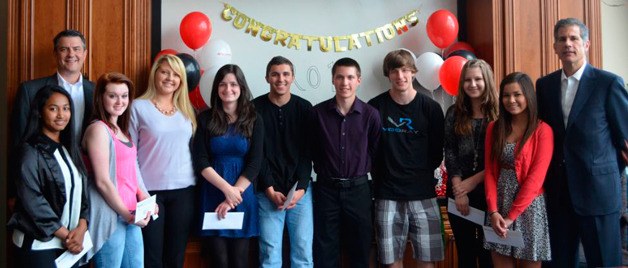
426, 10, 459, 49
180, 12, 212, 50
439, 56, 468, 96
153, 48, 178, 63
443, 42, 475, 58
189, 86, 208, 110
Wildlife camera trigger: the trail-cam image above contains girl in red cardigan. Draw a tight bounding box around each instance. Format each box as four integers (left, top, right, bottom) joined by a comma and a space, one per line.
484, 72, 553, 267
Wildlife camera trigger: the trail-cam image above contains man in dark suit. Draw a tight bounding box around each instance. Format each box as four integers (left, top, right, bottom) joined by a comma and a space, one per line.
537, 18, 628, 267
12, 29, 94, 146
10, 29, 94, 197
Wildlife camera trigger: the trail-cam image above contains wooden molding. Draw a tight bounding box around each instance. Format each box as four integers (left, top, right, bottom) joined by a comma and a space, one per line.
492, 0, 504, 83
124, 0, 151, 94
504, 0, 516, 74
67, 0, 92, 77
585, 0, 602, 67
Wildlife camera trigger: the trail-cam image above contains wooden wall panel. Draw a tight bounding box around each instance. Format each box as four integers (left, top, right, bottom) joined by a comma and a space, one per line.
584, 0, 602, 68
464, 0, 496, 75
512, 1, 544, 81
92, 0, 125, 78
32, 0, 67, 78
463, 0, 602, 83
6, 0, 151, 113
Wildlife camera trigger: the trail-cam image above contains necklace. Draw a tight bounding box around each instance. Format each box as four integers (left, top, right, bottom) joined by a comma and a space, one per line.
472, 118, 486, 172
152, 99, 177, 115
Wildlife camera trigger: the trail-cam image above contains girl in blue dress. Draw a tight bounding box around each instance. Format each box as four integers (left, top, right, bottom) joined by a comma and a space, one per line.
192, 64, 263, 268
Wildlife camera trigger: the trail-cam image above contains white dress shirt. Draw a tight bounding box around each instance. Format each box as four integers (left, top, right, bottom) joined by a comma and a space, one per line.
57, 73, 85, 137
560, 62, 587, 128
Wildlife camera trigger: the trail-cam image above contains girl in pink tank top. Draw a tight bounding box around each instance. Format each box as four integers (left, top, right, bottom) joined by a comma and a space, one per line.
82, 72, 156, 267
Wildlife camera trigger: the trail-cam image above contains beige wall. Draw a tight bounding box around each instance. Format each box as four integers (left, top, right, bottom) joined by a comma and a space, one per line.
601, 0, 628, 86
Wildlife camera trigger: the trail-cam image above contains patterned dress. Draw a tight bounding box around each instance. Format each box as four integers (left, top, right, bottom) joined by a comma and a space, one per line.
198, 125, 259, 238
484, 143, 551, 261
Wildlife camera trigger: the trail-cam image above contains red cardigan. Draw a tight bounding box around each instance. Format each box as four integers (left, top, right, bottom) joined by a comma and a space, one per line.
484, 121, 554, 220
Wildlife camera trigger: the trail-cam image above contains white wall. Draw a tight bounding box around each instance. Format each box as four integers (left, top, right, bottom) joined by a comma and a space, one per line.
601, 0, 628, 87
161, 0, 456, 107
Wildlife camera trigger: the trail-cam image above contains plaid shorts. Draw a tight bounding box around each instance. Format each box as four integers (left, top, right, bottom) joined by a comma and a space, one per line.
374, 198, 444, 264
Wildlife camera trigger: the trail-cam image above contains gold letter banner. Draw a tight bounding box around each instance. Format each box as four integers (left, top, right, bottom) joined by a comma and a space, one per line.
221, 3, 420, 53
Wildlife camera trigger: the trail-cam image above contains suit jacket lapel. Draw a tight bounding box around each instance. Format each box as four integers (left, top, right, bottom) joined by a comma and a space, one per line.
566, 64, 595, 130
547, 72, 566, 130
82, 80, 94, 129
46, 74, 59, 86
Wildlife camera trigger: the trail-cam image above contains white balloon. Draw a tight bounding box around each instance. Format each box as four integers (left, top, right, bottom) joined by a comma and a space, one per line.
199, 39, 232, 72
415, 52, 444, 91
199, 66, 221, 107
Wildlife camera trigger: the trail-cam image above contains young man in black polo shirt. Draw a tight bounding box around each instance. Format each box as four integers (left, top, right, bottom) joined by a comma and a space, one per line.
254, 56, 314, 267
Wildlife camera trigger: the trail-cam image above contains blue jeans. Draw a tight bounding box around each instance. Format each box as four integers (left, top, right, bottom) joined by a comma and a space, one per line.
94, 217, 144, 268
257, 186, 314, 268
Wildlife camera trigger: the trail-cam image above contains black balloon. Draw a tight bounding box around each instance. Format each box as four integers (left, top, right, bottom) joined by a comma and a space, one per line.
176, 53, 201, 91
447, 50, 477, 61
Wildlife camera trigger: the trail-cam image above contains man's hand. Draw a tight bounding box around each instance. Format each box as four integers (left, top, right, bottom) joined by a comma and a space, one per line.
285, 189, 305, 210
265, 187, 287, 209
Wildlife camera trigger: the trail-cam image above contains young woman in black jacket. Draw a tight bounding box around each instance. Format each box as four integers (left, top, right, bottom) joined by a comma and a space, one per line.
8, 84, 89, 268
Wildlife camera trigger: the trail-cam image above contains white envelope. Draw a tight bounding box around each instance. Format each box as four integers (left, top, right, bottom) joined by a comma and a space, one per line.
482, 225, 525, 248
447, 198, 486, 225
202, 212, 244, 230
135, 195, 158, 223
282, 182, 299, 210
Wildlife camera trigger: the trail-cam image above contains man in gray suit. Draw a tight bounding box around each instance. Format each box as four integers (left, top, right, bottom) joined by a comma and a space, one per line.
10, 29, 94, 196
536, 18, 628, 267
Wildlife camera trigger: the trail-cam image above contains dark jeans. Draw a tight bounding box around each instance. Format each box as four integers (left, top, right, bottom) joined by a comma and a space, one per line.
142, 186, 196, 268
313, 178, 372, 268
448, 213, 492, 268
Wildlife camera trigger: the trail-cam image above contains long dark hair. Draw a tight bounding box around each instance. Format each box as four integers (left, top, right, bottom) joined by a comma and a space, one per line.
208, 64, 256, 138
453, 59, 499, 136
24, 84, 87, 175
490, 72, 539, 162
92, 72, 135, 137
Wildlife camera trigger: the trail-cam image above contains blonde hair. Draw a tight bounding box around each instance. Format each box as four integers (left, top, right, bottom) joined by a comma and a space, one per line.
139, 54, 197, 132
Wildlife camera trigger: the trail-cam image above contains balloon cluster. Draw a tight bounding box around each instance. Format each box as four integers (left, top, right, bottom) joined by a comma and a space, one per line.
413, 10, 478, 97
155, 11, 234, 110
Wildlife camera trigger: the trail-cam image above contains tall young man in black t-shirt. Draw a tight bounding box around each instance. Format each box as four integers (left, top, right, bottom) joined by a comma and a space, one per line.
368, 50, 445, 268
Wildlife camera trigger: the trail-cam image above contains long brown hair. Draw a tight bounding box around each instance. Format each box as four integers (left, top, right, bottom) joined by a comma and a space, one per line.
453, 59, 499, 136
490, 72, 539, 162
208, 64, 256, 138
93, 72, 135, 137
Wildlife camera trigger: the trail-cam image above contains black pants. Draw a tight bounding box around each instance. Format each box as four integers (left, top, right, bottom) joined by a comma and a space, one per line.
448, 213, 492, 268
13, 244, 67, 268
142, 186, 196, 268
313, 179, 372, 268
203, 236, 250, 268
